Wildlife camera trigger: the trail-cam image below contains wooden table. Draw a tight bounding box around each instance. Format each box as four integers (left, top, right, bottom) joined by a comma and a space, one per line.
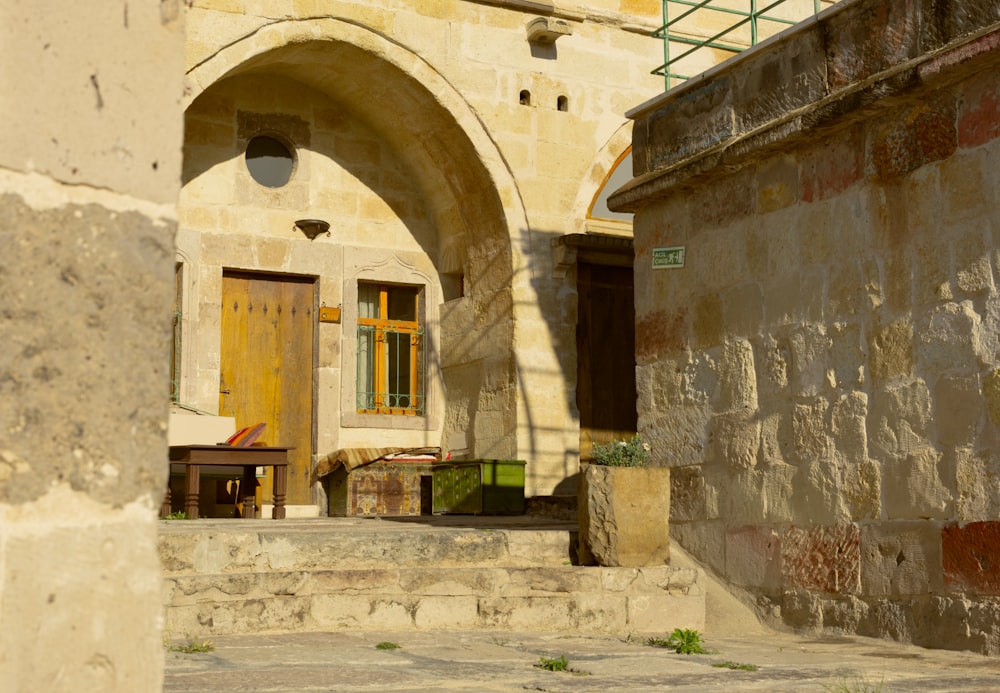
164, 445, 291, 519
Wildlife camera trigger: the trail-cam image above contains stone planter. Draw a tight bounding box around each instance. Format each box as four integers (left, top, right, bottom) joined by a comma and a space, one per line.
577, 465, 671, 567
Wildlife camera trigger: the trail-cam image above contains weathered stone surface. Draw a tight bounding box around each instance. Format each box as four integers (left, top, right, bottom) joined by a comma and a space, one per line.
883, 447, 954, 520
860, 521, 944, 596
781, 524, 861, 595
943, 521, 1000, 595
578, 466, 670, 568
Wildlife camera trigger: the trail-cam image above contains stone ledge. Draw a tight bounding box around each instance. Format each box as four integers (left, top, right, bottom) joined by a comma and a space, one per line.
612, 0, 1000, 212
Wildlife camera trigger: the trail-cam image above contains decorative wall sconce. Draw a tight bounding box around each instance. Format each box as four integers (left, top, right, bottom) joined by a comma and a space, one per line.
526, 16, 572, 44
294, 218, 331, 240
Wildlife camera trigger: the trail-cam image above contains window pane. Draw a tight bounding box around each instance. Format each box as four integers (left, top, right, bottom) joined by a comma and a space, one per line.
357, 326, 376, 409
387, 331, 413, 409
358, 284, 380, 319
245, 135, 294, 188
386, 286, 417, 321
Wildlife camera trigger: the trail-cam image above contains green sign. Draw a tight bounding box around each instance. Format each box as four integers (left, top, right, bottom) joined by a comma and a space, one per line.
652, 246, 685, 269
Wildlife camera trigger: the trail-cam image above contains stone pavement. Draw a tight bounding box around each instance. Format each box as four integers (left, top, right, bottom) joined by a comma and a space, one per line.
164, 627, 1000, 692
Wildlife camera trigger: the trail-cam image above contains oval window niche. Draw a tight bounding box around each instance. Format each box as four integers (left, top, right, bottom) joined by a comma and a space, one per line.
245, 135, 295, 188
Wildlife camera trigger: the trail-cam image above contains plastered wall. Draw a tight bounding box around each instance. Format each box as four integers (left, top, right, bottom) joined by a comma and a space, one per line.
617, 0, 1000, 653
0, 1, 185, 689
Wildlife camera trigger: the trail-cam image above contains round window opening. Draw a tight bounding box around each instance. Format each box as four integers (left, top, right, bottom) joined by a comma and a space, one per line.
245, 135, 295, 188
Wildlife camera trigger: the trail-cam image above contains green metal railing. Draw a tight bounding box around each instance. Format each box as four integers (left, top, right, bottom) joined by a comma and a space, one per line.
356, 324, 425, 415
654, 0, 826, 89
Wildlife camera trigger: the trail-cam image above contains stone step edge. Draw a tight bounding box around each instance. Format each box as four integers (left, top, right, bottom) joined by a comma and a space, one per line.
159, 529, 579, 575
165, 565, 703, 605
163, 568, 705, 637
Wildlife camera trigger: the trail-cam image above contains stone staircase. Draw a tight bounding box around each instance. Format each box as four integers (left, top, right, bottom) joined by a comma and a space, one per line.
159, 516, 704, 637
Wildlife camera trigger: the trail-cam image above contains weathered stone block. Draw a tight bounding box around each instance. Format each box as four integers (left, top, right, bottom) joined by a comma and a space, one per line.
828, 321, 866, 389
870, 99, 957, 180
824, 1, 918, 89
754, 335, 790, 397
957, 67, 1000, 149
781, 524, 861, 595
692, 292, 724, 349
669, 465, 714, 522
578, 466, 670, 567
791, 398, 831, 464
800, 127, 864, 203
830, 392, 869, 464
725, 525, 782, 592
943, 521, 1000, 595
671, 520, 726, 576
722, 281, 764, 338
842, 458, 881, 521
860, 521, 944, 596
915, 301, 986, 374
934, 373, 984, 448
956, 448, 1000, 521
869, 318, 914, 386
713, 411, 762, 471
868, 380, 932, 461
883, 447, 954, 520
642, 76, 734, 175
628, 593, 706, 633
795, 457, 852, 525
789, 326, 832, 398
644, 404, 712, 469
757, 155, 798, 213
717, 338, 758, 411
757, 407, 794, 466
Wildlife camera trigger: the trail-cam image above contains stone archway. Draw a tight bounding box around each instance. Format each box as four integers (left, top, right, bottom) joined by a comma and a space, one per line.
183, 18, 530, 468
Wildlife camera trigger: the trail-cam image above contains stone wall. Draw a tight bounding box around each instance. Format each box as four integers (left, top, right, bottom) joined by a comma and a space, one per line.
615, 0, 1000, 653
0, 1, 185, 690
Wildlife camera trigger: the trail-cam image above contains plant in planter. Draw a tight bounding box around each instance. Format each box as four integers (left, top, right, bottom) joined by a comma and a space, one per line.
578, 435, 670, 567
590, 435, 650, 467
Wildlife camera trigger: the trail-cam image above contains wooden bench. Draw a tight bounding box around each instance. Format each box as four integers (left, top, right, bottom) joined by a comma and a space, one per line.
163, 445, 291, 519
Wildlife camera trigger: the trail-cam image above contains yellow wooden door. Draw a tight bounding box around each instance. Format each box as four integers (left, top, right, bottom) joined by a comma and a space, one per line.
220, 271, 314, 508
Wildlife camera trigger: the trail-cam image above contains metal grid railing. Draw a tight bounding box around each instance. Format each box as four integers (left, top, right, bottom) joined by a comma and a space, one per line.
356, 324, 425, 415
653, 0, 827, 89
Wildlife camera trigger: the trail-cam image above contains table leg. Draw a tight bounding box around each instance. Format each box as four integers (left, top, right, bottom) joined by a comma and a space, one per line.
184, 464, 200, 519
161, 482, 172, 518
241, 466, 257, 519
272, 465, 287, 519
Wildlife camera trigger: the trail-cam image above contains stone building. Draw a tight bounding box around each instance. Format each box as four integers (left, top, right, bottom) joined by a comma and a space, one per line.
175, 0, 675, 512
615, 0, 1000, 654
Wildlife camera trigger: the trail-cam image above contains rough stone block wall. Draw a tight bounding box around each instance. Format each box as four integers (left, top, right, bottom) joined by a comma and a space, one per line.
616, 0, 1000, 653
0, 1, 184, 689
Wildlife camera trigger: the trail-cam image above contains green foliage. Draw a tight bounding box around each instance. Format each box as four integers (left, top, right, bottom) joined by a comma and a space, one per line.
167, 637, 214, 653
712, 661, 759, 671
646, 628, 707, 654
162, 511, 191, 520
375, 641, 401, 650
535, 655, 569, 672
590, 435, 650, 467
823, 675, 888, 693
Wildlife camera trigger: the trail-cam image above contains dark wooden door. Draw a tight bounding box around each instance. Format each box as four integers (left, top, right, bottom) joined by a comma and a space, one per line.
577, 262, 637, 461
220, 271, 314, 507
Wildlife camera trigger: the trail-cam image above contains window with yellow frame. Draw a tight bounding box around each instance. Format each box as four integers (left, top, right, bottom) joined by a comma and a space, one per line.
356, 283, 425, 415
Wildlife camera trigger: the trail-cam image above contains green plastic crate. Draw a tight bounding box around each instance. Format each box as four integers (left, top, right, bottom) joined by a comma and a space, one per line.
432, 460, 525, 515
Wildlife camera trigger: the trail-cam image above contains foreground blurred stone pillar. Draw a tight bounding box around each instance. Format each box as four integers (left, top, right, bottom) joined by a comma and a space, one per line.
0, 2, 184, 690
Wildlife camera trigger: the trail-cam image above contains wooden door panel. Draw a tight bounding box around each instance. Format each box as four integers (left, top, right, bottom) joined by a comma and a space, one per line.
577, 263, 637, 461
221, 272, 314, 509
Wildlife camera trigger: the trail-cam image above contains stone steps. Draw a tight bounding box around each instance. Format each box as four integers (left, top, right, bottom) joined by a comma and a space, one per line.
159, 518, 705, 637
